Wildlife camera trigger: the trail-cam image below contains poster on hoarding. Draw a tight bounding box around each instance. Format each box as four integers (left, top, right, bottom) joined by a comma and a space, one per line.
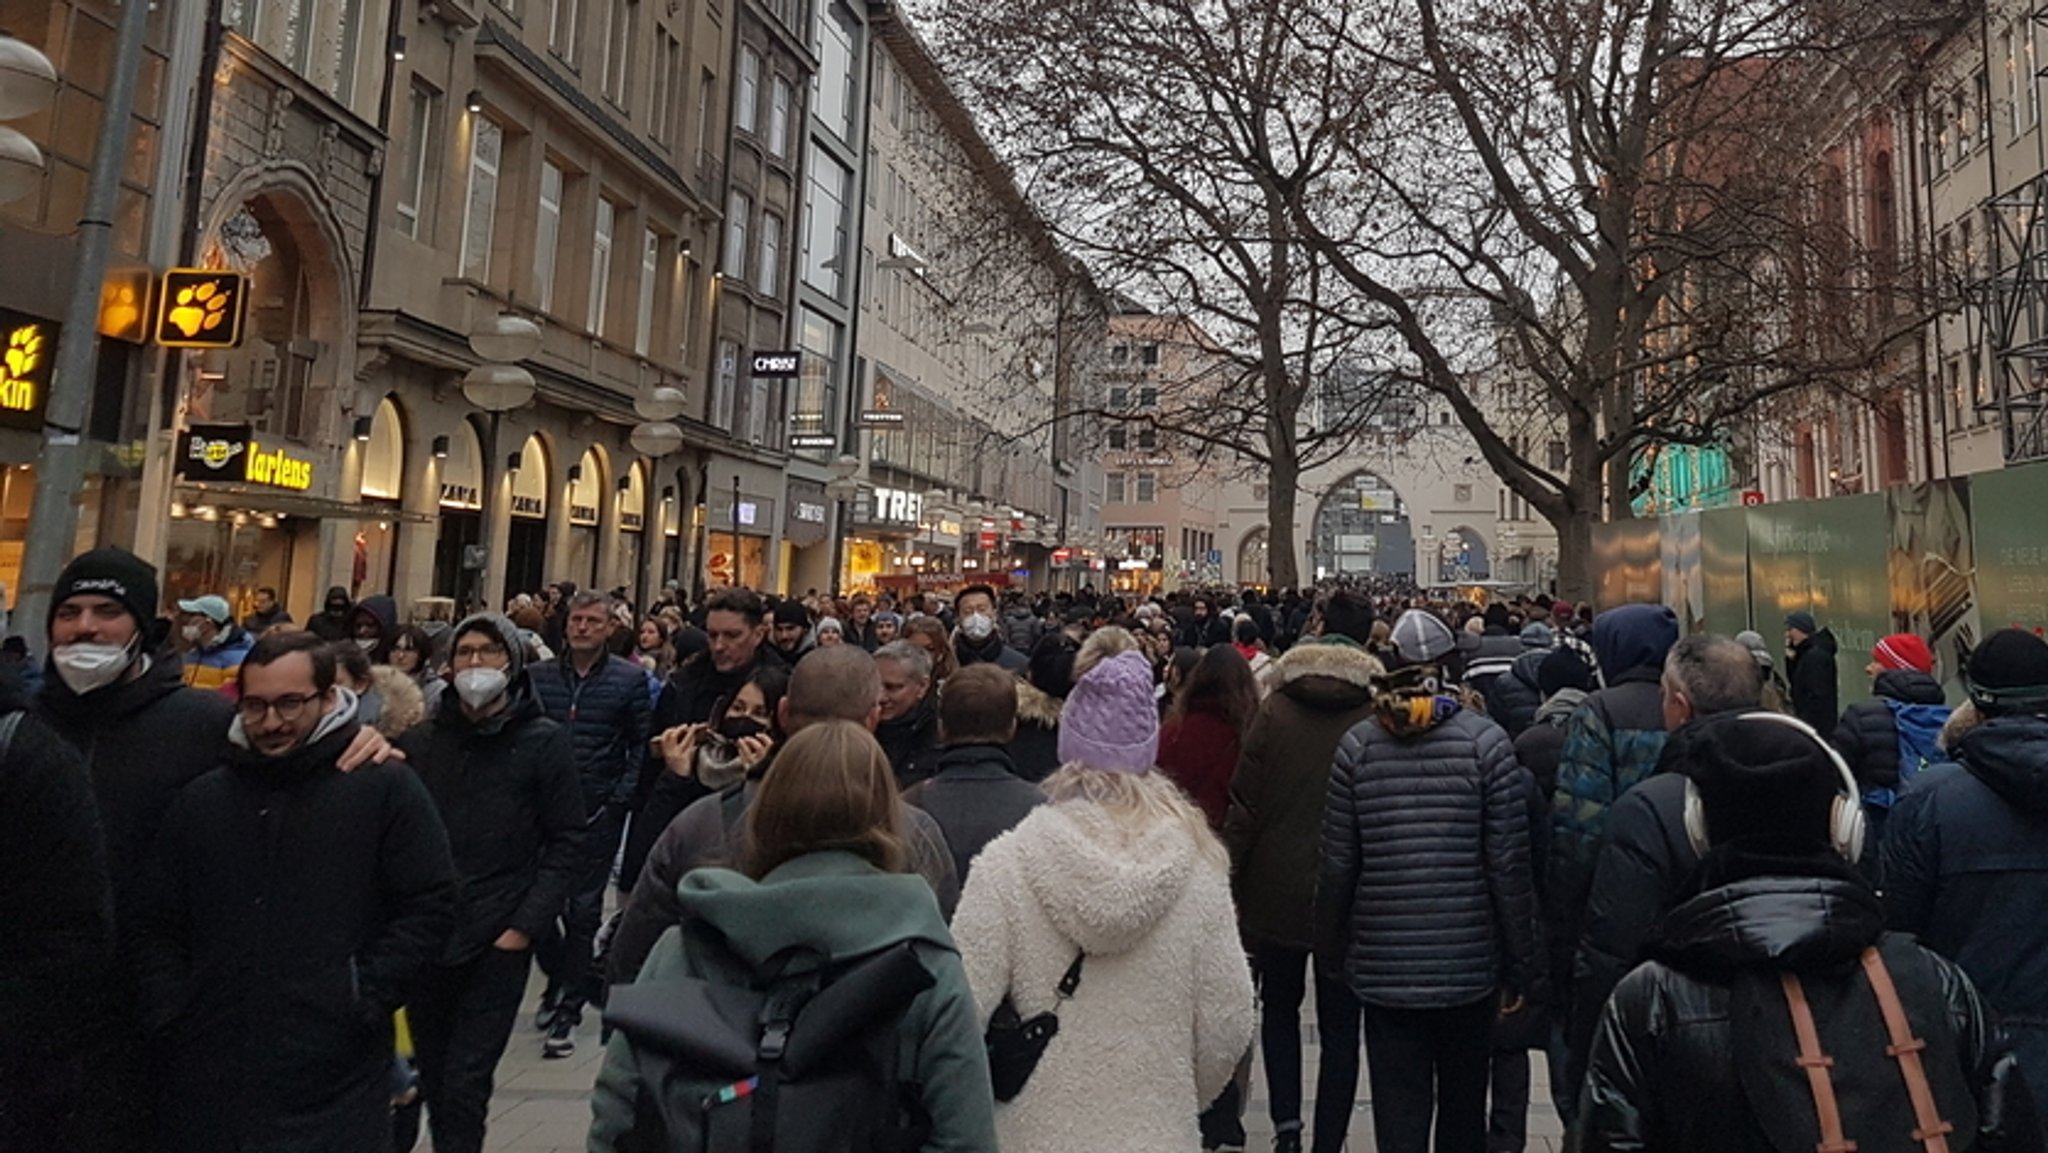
1971, 462, 2048, 638
1885, 479, 1981, 698
1746, 493, 1891, 715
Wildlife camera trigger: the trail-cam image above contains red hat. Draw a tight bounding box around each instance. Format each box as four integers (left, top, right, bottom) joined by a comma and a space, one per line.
1872, 634, 1935, 675
1551, 601, 1576, 623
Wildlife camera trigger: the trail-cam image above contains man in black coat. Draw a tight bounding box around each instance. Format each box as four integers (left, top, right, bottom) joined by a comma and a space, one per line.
394, 613, 585, 1153
133, 632, 455, 1153
306, 585, 353, 641
526, 591, 652, 1057
902, 664, 1044, 884
1784, 610, 1840, 737
0, 690, 112, 1151
876, 640, 943, 788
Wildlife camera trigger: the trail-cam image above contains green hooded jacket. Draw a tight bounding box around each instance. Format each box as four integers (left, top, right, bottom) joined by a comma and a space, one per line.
588, 850, 998, 1153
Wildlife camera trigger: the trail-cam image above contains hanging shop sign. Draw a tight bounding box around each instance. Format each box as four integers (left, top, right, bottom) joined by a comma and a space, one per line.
0, 309, 56, 432
790, 434, 837, 450
865, 486, 924, 528
857, 410, 906, 428
177, 423, 315, 491
155, 269, 248, 349
751, 350, 802, 377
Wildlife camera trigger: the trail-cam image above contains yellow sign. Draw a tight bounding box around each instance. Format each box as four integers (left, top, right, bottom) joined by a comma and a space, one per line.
99, 267, 154, 343
155, 269, 248, 348
0, 319, 52, 431
244, 441, 314, 490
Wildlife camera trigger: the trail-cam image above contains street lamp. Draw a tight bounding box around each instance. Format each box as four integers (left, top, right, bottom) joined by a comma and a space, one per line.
825, 454, 863, 596
0, 36, 55, 205
463, 313, 541, 612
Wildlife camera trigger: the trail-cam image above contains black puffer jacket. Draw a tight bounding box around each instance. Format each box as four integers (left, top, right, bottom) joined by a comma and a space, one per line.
1318, 704, 1537, 1008
1787, 627, 1842, 737
1885, 713, 2048, 1109
1834, 669, 1948, 793
396, 621, 586, 966
1581, 858, 2038, 1153
528, 651, 653, 813
1225, 640, 1382, 951
1482, 649, 1548, 738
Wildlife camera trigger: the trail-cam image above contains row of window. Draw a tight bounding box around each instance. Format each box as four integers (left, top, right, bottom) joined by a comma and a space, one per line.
1930, 24, 2043, 178
1107, 343, 1163, 367
734, 48, 798, 162
1105, 471, 1159, 504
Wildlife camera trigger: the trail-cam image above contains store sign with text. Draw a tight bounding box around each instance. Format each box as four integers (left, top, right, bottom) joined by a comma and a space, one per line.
0, 309, 56, 432
178, 423, 315, 491
868, 486, 924, 527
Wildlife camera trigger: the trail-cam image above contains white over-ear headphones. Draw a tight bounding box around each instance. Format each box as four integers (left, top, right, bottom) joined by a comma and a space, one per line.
1682, 711, 1866, 863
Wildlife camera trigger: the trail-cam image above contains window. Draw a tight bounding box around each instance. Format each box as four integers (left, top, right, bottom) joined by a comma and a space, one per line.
549, 0, 579, 61
1930, 99, 1950, 175
395, 80, 438, 239
652, 31, 679, 145
1109, 345, 1128, 364
600, 0, 634, 105
635, 228, 658, 356
724, 191, 750, 282
1977, 70, 1993, 144
800, 144, 850, 295
1136, 472, 1157, 502
712, 340, 739, 429
2030, 30, 2041, 126
589, 198, 615, 337
2005, 29, 2020, 139
735, 49, 760, 134
1107, 427, 1127, 450
1108, 385, 1129, 408
812, 2, 857, 141
1546, 439, 1566, 470
535, 161, 563, 312
460, 118, 502, 281
768, 76, 792, 160
1139, 344, 1160, 366
1136, 426, 1157, 450
1138, 386, 1158, 408
1105, 472, 1125, 503
758, 212, 783, 297
1955, 89, 1972, 161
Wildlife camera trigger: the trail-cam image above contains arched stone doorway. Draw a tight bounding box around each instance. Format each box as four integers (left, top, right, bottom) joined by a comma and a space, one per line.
1237, 528, 1269, 586
567, 446, 610, 590
505, 433, 552, 598
1427, 524, 1491, 583
354, 396, 406, 597
433, 418, 486, 603
1311, 471, 1414, 581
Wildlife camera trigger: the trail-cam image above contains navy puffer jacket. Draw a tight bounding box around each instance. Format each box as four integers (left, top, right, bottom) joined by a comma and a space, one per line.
527, 652, 653, 813
1317, 705, 1538, 1008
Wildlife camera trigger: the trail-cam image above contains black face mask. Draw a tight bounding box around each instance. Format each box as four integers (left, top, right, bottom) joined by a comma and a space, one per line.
718, 716, 769, 742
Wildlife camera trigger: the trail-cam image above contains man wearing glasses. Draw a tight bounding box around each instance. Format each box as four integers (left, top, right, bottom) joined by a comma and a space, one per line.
132, 630, 455, 1153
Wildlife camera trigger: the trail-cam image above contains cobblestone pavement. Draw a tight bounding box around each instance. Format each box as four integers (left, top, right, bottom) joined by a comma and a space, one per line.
440, 967, 1567, 1152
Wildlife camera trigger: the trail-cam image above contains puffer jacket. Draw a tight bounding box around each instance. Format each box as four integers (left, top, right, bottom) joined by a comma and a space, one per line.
527, 650, 652, 813
1788, 627, 1842, 736
1581, 858, 2037, 1153
180, 627, 255, 694
1008, 680, 1063, 783
1224, 640, 1382, 951
1482, 649, 1548, 738
1835, 669, 1950, 796
1884, 713, 2048, 1108
1318, 703, 1537, 1008
1002, 605, 1044, 656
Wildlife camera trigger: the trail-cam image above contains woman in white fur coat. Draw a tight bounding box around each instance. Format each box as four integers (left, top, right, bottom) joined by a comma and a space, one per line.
952, 640, 1256, 1153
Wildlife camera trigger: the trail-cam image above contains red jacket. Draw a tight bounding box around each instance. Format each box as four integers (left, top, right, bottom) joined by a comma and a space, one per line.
1158, 708, 1242, 832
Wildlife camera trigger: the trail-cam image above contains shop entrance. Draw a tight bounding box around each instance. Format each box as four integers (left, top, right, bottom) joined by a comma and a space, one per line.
434, 509, 481, 607
506, 518, 547, 599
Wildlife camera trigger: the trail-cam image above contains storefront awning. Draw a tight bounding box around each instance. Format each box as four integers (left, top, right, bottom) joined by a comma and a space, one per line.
174, 481, 435, 524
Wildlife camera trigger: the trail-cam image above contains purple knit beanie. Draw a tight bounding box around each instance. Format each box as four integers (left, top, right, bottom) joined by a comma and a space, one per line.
1057, 649, 1160, 774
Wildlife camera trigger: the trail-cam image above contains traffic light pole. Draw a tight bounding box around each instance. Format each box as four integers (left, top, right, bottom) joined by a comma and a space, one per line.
17, 0, 153, 640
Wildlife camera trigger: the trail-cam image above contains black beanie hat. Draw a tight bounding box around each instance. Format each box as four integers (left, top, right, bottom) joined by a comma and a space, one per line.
49, 547, 160, 634
771, 600, 810, 628
1967, 629, 2048, 714
1685, 714, 1844, 849
1538, 648, 1594, 697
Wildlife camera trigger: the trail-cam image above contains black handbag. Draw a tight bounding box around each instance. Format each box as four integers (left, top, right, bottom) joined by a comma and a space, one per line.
983, 953, 1083, 1102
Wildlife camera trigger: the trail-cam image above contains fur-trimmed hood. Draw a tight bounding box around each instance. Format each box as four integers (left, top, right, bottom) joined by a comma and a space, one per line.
367, 664, 425, 738
1267, 639, 1384, 713
1015, 677, 1064, 727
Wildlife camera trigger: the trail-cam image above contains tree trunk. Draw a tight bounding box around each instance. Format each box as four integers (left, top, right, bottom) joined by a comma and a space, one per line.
1550, 502, 1598, 606
1267, 454, 1302, 587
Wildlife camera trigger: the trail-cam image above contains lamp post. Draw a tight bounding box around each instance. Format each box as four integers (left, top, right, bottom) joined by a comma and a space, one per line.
628, 380, 686, 598
463, 313, 541, 612
824, 454, 863, 597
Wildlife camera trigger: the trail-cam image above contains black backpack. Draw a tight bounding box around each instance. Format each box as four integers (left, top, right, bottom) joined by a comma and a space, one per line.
603, 940, 938, 1153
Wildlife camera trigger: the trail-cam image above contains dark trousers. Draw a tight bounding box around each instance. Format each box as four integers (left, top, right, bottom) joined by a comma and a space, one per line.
1252, 946, 1363, 1153
395, 946, 533, 1153
1487, 1048, 1530, 1153
1360, 998, 1497, 1153
537, 801, 626, 1022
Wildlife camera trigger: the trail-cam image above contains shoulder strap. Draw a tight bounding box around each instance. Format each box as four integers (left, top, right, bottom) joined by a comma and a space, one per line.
0, 709, 24, 763
1861, 949, 1956, 1153
1780, 972, 1857, 1153
1055, 954, 1083, 1001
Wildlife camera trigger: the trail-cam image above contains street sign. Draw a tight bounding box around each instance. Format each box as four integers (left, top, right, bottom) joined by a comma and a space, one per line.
1741, 490, 1767, 507
1051, 547, 1072, 565
857, 410, 906, 428
155, 269, 248, 348
979, 531, 998, 549
1206, 549, 1223, 565
750, 350, 801, 377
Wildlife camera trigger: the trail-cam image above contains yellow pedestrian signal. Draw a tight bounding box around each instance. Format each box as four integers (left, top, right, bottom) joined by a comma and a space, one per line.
155, 270, 247, 348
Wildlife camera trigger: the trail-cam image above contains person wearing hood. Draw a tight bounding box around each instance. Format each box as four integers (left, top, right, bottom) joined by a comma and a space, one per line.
1010, 632, 1075, 783
954, 583, 1029, 673
1481, 623, 1556, 739
875, 641, 943, 788
588, 721, 998, 1153
307, 586, 353, 641
1560, 636, 1763, 1111
1318, 617, 1538, 1153
1579, 712, 2034, 1153
1001, 590, 1045, 656
1834, 633, 1950, 849
1732, 629, 1789, 711
1547, 604, 1678, 1039
1784, 609, 1841, 736
1224, 591, 1384, 1153
1884, 628, 2048, 1107
391, 614, 586, 1153
950, 646, 1256, 1153
347, 593, 400, 664
175, 594, 255, 693
33, 549, 397, 1151
132, 631, 456, 1153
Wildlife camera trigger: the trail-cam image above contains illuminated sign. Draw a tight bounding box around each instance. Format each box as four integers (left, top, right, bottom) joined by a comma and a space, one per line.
244, 441, 314, 490
869, 486, 923, 526
511, 495, 545, 518
0, 313, 55, 431
155, 270, 248, 349
790, 434, 837, 450
750, 351, 801, 377
440, 482, 481, 509
570, 503, 600, 526
98, 268, 154, 343
858, 410, 906, 428
793, 501, 828, 524
178, 424, 315, 490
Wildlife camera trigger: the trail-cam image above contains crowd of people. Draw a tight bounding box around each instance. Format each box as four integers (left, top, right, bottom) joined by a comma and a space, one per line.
7, 546, 2048, 1153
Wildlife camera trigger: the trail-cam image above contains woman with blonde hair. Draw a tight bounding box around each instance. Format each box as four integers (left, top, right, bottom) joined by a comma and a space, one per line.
951, 648, 1256, 1153
589, 720, 995, 1152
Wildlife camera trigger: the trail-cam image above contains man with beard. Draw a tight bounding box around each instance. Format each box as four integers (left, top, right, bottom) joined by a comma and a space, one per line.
953, 583, 1027, 673
393, 614, 585, 1153
133, 632, 454, 1153
768, 599, 814, 663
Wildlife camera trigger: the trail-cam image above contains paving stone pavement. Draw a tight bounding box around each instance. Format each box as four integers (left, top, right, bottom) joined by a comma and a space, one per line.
442, 967, 1566, 1152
